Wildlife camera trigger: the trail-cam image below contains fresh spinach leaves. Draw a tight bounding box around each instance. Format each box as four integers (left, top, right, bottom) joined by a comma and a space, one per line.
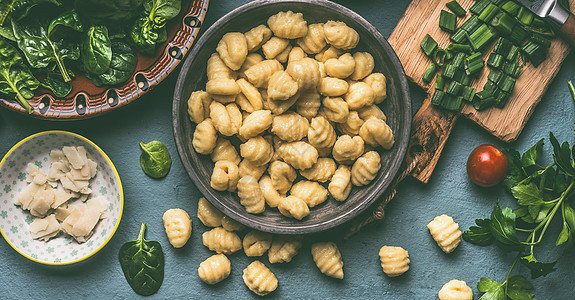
0, 0, 61, 26
48, 9, 84, 36
75, 0, 144, 24
139, 140, 172, 178
119, 223, 164, 296
129, 0, 180, 55
0, 38, 39, 113
81, 25, 112, 75
41, 70, 70, 97
87, 41, 137, 86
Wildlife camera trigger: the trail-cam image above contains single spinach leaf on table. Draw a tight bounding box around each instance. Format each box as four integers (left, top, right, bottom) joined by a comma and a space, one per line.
11, 18, 79, 82
140, 140, 172, 178
81, 25, 112, 75
86, 41, 137, 86
119, 223, 164, 296
0, 38, 39, 113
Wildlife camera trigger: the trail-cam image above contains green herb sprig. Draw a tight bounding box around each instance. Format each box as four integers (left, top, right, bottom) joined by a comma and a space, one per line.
463, 131, 575, 299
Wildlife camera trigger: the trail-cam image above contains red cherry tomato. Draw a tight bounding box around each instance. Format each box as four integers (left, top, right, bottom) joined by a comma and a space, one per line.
466, 144, 508, 187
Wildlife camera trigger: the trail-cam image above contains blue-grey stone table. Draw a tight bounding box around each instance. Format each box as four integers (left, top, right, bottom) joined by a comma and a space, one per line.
1, 0, 574, 298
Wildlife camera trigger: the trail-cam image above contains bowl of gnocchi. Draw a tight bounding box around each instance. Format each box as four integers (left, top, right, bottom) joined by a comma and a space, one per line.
173, 0, 411, 234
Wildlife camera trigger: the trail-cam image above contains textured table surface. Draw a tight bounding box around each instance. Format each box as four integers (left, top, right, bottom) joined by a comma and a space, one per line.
0, 1, 574, 299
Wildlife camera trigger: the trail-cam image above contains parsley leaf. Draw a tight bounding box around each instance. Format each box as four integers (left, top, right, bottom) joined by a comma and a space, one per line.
555, 221, 570, 246
520, 254, 557, 279
503, 148, 525, 190
511, 183, 544, 206
507, 275, 535, 300
463, 219, 493, 246
478, 277, 505, 300
490, 203, 523, 251
549, 132, 575, 176
521, 139, 544, 167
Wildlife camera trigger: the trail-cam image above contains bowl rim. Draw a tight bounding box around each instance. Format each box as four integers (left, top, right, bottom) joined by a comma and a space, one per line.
173, 0, 412, 234
0, 130, 124, 265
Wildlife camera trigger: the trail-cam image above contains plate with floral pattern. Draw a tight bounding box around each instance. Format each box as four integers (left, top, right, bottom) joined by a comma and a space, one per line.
0, 131, 123, 265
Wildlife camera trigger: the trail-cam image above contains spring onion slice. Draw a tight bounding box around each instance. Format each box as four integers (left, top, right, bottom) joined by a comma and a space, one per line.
431, 90, 446, 106
521, 41, 546, 67
531, 33, 551, 48
465, 52, 485, 76
491, 12, 516, 37
441, 94, 463, 111
452, 52, 467, 68
495, 90, 511, 108
451, 28, 469, 43
506, 45, 520, 61
440, 10, 457, 33
494, 37, 513, 55
508, 25, 529, 45
460, 15, 482, 33
447, 81, 463, 96
443, 64, 457, 79
517, 7, 534, 26
423, 62, 437, 83
421, 34, 438, 57
478, 3, 500, 23
499, 76, 516, 93
503, 60, 521, 78
434, 48, 447, 66
473, 90, 495, 110
468, 24, 496, 51
483, 80, 497, 95
488, 69, 503, 83
487, 53, 504, 69
447, 43, 472, 53
459, 73, 471, 85
435, 75, 445, 90
461, 86, 476, 102
470, 0, 491, 15
501, 1, 520, 16
446, 1, 466, 17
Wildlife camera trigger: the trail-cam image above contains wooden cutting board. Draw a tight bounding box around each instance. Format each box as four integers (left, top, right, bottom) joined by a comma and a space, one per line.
389, 0, 574, 183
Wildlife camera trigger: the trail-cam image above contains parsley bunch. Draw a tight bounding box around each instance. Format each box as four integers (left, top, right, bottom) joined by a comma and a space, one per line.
463, 133, 575, 300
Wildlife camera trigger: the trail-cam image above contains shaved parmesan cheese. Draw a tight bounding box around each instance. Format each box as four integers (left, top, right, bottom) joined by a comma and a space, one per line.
52, 189, 72, 209
54, 206, 71, 222
86, 196, 109, 219
49, 149, 65, 163
63, 146, 85, 170
30, 215, 60, 241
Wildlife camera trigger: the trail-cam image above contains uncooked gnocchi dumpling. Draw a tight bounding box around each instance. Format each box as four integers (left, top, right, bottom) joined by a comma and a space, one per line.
236, 78, 264, 112
286, 57, 321, 91
324, 20, 359, 50
290, 180, 328, 208
363, 73, 387, 104
239, 110, 273, 139
267, 10, 308, 39
206, 78, 241, 101
319, 77, 349, 97
197, 197, 223, 228
198, 254, 231, 285
268, 161, 297, 194
296, 23, 326, 54
359, 118, 394, 149
288, 46, 307, 63
315, 45, 344, 63
209, 102, 242, 136
296, 91, 321, 119
267, 92, 300, 115
271, 112, 309, 142
262, 37, 290, 60
187, 91, 212, 124
267, 71, 299, 101
300, 158, 336, 183
278, 141, 319, 170
239, 159, 267, 181
216, 32, 248, 71
221, 215, 245, 232
274, 43, 292, 63
321, 97, 349, 123
243, 260, 278, 296
345, 82, 375, 110
278, 196, 310, 220
163, 208, 192, 248
311, 242, 344, 279
438, 280, 473, 300
328, 165, 352, 201
351, 151, 381, 186
308, 116, 337, 150
202, 227, 242, 254
332, 135, 364, 163
268, 235, 302, 263
245, 59, 283, 88
379, 246, 410, 277
211, 138, 241, 165
243, 230, 273, 257
259, 175, 283, 208
350, 52, 375, 81
240, 136, 274, 166
245, 25, 273, 52
207, 53, 235, 80
239, 53, 264, 79
192, 118, 218, 155
337, 111, 364, 136
324, 53, 356, 79
237, 176, 266, 214
357, 104, 386, 122
427, 214, 462, 254
210, 160, 240, 192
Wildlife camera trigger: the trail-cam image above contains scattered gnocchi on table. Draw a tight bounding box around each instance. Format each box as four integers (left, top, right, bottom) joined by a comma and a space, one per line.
187, 10, 395, 221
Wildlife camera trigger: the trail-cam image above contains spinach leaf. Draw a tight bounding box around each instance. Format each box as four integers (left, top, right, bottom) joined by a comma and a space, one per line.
81, 25, 112, 75
48, 9, 84, 36
139, 140, 172, 178
128, 16, 163, 55
462, 218, 493, 246
520, 254, 557, 279
11, 18, 79, 82
87, 41, 137, 86
490, 203, 523, 250
119, 223, 164, 296
0, 23, 15, 41
41, 70, 70, 97
74, 0, 143, 24
143, 0, 181, 20
0, 38, 39, 113
0, 0, 60, 26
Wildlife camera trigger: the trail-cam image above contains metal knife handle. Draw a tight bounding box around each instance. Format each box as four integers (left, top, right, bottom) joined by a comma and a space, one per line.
548, 0, 570, 24
560, 13, 575, 48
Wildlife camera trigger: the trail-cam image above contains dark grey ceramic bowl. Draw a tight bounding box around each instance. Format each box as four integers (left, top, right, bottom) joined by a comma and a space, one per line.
173, 0, 411, 234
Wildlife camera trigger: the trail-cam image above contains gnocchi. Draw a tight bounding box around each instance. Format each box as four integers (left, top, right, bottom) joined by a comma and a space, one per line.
243, 230, 273, 257
202, 227, 242, 254
198, 254, 231, 284
438, 280, 473, 300
243, 260, 278, 296
162, 208, 192, 248
311, 242, 344, 279
427, 215, 462, 254
379, 246, 410, 277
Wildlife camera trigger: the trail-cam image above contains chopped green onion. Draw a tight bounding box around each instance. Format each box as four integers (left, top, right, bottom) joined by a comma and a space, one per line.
459, 73, 471, 85
495, 90, 510, 108
506, 45, 520, 61
440, 10, 458, 33
431, 90, 446, 106
501, 1, 520, 16
508, 25, 528, 45
503, 60, 521, 78
441, 94, 463, 111
487, 53, 504, 69
483, 80, 497, 95
446, 1, 467, 17
531, 33, 551, 48
478, 3, 500, 23
451, 28, 469, 43
452, 52, 467, 68
422, 62, 437, 83
498, 74, 516, 93
461, 86, 476, 102
460, 15, 482, 33
447, 81, 463, 96
465, 52, 485, 75
517, 7, 534, 26
435, 75, 445, 90
568, 81, 575, 102
491, 12, 516, 37
421, 34, 438, 57
494, 37, 513, 55
521, 41, 546, 67
434, 48, 447, 66
442, 64, 457, 79
468, 24, 496, 51
470, 0, 491, 15
488, 69, 503, 83
473, 90, 495, 110
446, 43, 472, 53
490, 0, 506, 6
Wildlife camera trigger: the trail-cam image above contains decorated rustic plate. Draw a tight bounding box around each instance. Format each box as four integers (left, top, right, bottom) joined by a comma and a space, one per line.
0, 131, 123, 265
0, 0, 209, 119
